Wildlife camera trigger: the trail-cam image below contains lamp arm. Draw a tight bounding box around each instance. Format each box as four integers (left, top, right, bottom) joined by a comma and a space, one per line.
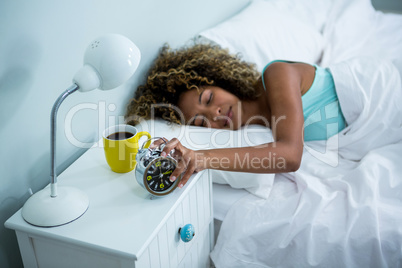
50, 83, 79, 197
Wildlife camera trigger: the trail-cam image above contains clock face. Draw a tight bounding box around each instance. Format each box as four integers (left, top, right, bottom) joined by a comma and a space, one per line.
143, 157, 179, 196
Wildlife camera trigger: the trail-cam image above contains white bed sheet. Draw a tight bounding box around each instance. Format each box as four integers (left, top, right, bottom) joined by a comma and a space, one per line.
213, 184, 248, 222
212, 173, 298, 248
213, 173, 297, 222
210, 0, 402, 267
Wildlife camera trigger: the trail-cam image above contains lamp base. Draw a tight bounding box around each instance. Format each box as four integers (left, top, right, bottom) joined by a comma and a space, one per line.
22, 186, 89, 227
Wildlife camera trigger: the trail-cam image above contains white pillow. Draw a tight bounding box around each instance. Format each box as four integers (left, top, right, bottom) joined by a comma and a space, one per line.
199, 0, 325, 71
134, 119, 275, 199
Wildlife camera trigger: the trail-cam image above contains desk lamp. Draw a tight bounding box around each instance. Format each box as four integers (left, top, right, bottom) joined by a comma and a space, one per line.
21, 34, 141, 227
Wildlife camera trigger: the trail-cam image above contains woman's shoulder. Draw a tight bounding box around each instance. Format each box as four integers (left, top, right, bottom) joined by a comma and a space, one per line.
262, 61, 315, 93
264, 61, 295, 73
262, 61, 301, 84
263, 60, 314, 73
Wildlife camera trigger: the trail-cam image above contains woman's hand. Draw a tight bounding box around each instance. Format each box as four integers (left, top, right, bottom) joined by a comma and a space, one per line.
151, 137, 204, 188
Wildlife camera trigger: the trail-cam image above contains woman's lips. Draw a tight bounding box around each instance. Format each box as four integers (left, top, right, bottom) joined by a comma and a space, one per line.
224, 107, 233, 127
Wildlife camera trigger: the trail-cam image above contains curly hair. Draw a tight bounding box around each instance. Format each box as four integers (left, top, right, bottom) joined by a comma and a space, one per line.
125, 42, 261, 125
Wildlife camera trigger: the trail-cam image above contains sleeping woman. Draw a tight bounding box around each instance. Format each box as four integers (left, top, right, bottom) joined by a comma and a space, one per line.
125, 42, 346, 187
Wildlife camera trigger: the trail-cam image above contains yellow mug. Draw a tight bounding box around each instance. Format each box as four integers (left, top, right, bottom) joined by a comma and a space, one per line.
103, 124, 151, 173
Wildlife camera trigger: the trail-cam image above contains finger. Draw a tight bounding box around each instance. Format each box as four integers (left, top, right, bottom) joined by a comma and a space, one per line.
161, 138, 181, 157
149, 137, 168, 149
169, 161, 186, 183
178, 165, 196, 188
169, 152, 189, 182
175, 156, 195, 186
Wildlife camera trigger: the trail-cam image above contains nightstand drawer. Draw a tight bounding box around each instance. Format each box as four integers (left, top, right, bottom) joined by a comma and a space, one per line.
135, 171, 212, 268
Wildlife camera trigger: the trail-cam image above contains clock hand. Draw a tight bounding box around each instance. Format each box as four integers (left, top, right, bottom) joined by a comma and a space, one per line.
159, 160, 163, 183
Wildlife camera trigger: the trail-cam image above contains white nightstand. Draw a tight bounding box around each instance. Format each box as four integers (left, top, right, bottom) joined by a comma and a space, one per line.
5, 144, 214, 268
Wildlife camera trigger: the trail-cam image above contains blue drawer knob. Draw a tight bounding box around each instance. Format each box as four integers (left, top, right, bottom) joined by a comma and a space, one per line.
178, 224, 195, 243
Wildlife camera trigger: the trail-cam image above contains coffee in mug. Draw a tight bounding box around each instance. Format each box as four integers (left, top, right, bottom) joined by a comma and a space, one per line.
107, 132, 134, 140
103, 124, 151, 173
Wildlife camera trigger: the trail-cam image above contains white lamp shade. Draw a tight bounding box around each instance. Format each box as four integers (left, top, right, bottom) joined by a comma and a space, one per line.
73, 34, 141, 92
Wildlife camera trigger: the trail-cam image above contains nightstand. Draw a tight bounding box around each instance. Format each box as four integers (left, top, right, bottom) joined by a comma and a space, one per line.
5, 144, 214, 268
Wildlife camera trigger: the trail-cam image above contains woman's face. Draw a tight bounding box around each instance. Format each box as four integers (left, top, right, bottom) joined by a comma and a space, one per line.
178, 86, 244, 129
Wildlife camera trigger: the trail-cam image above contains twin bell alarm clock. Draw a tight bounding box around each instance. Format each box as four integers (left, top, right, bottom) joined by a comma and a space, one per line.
135, 138, 182, 196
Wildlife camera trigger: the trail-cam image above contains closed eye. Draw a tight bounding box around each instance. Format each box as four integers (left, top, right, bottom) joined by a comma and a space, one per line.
207, 93, 213, 105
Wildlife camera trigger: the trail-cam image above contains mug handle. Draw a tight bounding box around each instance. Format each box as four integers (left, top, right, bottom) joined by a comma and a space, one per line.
137, 131, 152, 148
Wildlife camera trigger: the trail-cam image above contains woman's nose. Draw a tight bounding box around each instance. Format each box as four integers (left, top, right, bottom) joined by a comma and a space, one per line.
211, 107, 221, 121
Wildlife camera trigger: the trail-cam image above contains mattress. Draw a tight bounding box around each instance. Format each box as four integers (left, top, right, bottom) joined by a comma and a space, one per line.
213, 173, 297, 222
213, 183, 249, 222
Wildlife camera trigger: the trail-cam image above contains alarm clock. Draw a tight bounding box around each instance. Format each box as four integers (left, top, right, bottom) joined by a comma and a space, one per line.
135, 138, 182, 196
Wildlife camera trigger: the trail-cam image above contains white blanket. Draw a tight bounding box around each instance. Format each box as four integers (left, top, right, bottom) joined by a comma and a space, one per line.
210, 57, 402, 266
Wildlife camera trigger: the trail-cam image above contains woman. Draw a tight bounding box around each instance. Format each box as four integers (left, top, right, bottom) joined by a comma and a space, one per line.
125, 43, 346, 187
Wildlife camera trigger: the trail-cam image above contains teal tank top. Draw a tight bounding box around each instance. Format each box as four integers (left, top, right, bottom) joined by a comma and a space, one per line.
262, 60, 346, 141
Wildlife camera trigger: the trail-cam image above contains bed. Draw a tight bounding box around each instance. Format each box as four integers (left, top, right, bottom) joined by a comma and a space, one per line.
135, 0, 402, 267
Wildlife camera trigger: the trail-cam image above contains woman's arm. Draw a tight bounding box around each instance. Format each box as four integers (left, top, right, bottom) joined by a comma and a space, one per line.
162, 62, 313, 186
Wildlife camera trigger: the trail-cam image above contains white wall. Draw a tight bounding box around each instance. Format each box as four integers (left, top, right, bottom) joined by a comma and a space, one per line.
0, 0, 248, 267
